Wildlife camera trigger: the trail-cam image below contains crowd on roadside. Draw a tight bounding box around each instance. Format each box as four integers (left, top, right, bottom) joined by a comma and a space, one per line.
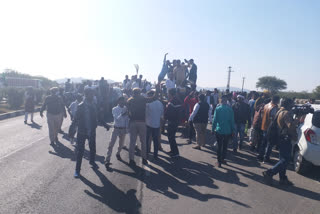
26, 53, 309, 187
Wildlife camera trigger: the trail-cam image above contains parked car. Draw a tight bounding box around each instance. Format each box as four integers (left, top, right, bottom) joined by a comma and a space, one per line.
292, 105, 320, 174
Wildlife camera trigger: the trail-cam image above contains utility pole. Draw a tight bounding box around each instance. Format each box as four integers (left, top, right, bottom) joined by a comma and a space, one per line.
226, 66, 234, 91
242, 77, 246, 92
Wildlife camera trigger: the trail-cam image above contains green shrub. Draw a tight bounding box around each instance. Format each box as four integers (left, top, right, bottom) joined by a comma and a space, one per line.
6, 87, 24, 109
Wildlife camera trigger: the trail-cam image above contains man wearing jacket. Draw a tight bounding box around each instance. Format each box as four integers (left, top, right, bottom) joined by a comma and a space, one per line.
189, 94, 211, 150
263, 98, 300, 186
40, 87, 67, 145
257, 96, 280, 162
165, 88, 182, 157
72, 88, 110, 178
212, 95, 235, 168
232, 95, 251, 152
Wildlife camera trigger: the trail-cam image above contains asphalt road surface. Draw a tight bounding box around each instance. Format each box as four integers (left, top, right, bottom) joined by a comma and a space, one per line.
0, 115, 319, 214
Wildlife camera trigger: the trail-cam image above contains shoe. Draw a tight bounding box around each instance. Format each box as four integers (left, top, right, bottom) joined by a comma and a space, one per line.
158, 147, 163, 152
238, 144, 242, 150
221, 160, 227, 165
50, 141, 54, 145
192, 146, 201, 150
104, 161, 111, 168
89, 161, 99, 169
233, 148, 237, 154
129, 160, 136, 166
58, 130, 64, 134
263, 157, 271, 164
116, 154, 122, 160
142, 159, 148, 165
74, 171, 80, 178
216, 162, 222, 168
262, 171, 273, 185
31, 120, 35, 123
250, 146, 256, 152
24, 120, 27, 124
188, 139, 192, 144
257, 156, 263, 162
279, 177, 294, 186
170, 153, 180, 158
55, 137, 59, 143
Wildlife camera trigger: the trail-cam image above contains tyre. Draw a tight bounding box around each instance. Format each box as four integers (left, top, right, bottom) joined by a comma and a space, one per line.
293, 148, 311, 174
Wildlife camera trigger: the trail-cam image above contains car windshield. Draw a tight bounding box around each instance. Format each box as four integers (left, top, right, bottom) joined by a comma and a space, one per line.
312, 111, 320, 128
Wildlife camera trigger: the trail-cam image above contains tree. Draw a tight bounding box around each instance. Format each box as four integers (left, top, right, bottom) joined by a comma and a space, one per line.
256, 76, 287, 94
313, 85, 320, 99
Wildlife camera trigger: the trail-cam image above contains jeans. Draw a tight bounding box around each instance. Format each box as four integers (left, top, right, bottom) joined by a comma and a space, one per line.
105, 128, 126, 162
216, 133, 230, 163
267, 136, 292, 179
75, 132, 96, 173
146, 126, 160, 158
233, 123, 245, 149
258, 131, 273, 160
167, 121, 179, 155
189, 121, 195, 140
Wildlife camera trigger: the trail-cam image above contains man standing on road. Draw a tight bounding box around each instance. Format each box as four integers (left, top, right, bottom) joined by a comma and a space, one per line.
40, 87, 67, 145
127, 87, 158, 166
257, 96, 280, 163
232, 95, 251, 152
105, 97, 129, 168
263, 98, 300, 186
189, 94, 210, 150
184, 91, 199, 144
212, 95, 235, 168
165, 88, 183, 157
72, 88, 110, 178
146, 90, 164, 160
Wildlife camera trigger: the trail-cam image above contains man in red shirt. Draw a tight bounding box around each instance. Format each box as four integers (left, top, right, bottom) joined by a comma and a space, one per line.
184, 91, 199, 143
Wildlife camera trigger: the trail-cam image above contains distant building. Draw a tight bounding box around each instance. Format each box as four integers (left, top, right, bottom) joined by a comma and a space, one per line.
0, 77, 42, 88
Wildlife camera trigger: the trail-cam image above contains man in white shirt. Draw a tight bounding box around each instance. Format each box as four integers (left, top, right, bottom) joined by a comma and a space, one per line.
165, 72, 175, 91
146, 90, 164, 159
105, 97, 129, 167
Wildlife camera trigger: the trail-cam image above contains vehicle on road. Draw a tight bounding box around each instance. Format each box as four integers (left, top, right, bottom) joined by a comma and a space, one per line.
292, 105, 320, 174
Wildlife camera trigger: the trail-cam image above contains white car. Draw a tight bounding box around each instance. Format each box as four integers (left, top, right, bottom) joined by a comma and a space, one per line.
292, 104, 320, 174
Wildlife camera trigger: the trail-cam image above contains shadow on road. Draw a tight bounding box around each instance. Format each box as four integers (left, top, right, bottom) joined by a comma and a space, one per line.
80, 168, 141, 214
26, 122, 42, 130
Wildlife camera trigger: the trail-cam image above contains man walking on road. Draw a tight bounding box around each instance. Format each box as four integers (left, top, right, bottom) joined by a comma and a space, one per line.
40, 87, 67, 145
257, 96, 280, 163
71, 88, 110, 178
212, 95, 235, 168
105, 97, 129, 168
232, 95, 251, 152
263, 98, 300, 186
127, 88, 157, 166
189, 94, 210, 150
165, 88, 183, 157
146, 90, 164, 160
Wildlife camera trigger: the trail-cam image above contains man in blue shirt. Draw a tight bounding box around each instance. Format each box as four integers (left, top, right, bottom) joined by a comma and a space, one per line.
212, 95, 235, 167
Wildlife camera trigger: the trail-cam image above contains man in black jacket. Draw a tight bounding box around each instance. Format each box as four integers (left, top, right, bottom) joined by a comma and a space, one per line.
40, 87, 67, 145
164, 88, 182, 157
232, 95, 251, 152
71, 88, 110, 178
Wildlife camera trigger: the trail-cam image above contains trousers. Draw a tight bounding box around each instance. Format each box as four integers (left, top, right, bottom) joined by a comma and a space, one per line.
75, 132, 96, 173
216, 133, 231, 163
105, 128, 126, 162
193, 123, 207, 146
47, 113, 62, 142
129, 121, 147, 161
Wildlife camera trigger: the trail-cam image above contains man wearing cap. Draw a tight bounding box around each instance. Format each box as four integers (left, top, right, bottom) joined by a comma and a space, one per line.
40, 87, 67, 145
232, 94, 251, 152
127, 87, 158, 166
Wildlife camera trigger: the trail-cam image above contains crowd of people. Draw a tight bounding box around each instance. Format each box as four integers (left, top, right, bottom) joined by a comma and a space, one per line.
34, 54, 306, 187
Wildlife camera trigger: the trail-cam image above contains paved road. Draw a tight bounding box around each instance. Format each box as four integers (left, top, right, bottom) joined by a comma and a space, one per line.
0, 115, 319, 214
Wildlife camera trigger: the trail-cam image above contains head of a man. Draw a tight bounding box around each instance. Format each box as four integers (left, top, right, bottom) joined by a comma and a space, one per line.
147, 90, 155, 98
84, 88, 94, 103
139, 75, 143, 79
199, 94, 205, 103
221, 95, 228, 105
166, 60, 171, 66
118, 96, 126, 107
176, 60, 181, 66
168, 88, 176, 100
206, 90, 211, 96
76, 94, 83, 102
271, 95, 280, 105
133, 88, 141, 97
189, 59, 194, 65
125, 75, 128, 79
50, 87, 59, 95
281, 98, 294, 110
237, 95, 245, 102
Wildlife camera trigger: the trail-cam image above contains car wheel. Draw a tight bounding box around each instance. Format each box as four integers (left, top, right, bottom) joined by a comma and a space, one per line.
294, 148, 311, 174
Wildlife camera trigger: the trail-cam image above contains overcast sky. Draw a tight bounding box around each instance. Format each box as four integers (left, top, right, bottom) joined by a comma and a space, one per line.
0, 0, 319, 91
